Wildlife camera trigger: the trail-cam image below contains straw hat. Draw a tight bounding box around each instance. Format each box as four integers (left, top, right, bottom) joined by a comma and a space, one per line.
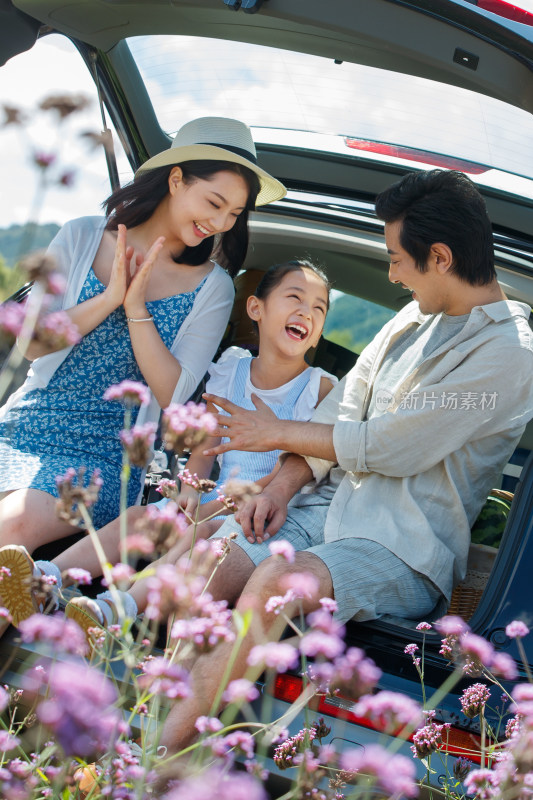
135, 117, 286, 206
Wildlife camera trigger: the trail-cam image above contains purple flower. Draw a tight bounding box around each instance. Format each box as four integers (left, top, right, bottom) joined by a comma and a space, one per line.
162, 401, 217, 452
55, 466, 103, 526
138, 657, 190, 700
511, 683, 533, 717
248, 642, 299, 673
119, 422, 157, 467
460, 683, 491, 718
195, 716, 224, 734
0, 731, 20, 751
460, 633, 495, 674
405, 643, 419, 655
435, 615, 471, 637
104, 562, 135, 590
103, 380, 150, 407
223, 679, 260, 704
33, 151, 56, 169
506, 620, 530, 639
170, 601, 235, 653
411, 713, 449, 759
463, 768, 498, 800
33, 311, 81, 349
340, 744, 418, 797
354, 691, 423, 733
125, 533, 155, 556
264, 591, 297, 615
274, 726, 317, 769
26, 661, 121, 757
319, 597, 338, 613
0, 300, 27, 341
165, 768, 268, 800
308, 646, 381, 699
19, 613, 88, 656
268, 540, 295, 563
280, 571, 320, 599
64, 567, 92, 586
300, 629, 345, 660
416, 621, 432, 631
490, 652, 518, 680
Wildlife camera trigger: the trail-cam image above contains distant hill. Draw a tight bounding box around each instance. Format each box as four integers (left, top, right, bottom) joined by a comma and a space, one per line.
0, 223, 60, 267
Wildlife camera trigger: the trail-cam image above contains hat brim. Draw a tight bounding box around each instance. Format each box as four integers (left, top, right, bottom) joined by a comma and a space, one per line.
135, 144, 286, 206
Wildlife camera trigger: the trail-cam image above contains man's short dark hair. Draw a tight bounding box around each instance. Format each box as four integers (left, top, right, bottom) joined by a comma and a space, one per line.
374, 169, 496, 286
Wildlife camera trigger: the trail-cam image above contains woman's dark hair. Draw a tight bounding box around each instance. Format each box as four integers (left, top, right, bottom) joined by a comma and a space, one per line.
374, 169, 496, 286
103, 160, 260, 278
254, 258, 331, 308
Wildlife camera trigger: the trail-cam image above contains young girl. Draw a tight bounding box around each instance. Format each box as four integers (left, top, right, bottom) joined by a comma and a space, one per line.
0, 260, 336, 632
0, 116, 285, 557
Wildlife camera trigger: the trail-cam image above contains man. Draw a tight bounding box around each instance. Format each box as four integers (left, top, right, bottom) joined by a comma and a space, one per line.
159, 169, 533, 752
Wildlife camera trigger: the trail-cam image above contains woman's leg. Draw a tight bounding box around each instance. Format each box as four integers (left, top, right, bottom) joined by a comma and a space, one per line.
54, 504, 147, 581
0, 488, 79, 552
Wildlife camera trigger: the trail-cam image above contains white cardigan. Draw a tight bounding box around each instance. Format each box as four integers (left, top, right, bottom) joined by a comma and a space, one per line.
2, 215, 235, 430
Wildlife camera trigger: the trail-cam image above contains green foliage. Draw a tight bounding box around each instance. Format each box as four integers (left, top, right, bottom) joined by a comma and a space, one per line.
0, 222, 60, 268
323, 292, 395, 354
0, 255, 26, 303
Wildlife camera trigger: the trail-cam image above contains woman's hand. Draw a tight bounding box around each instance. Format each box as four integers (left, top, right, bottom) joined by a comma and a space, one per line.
202, 392, 281, 456
103, 224, 130, 311
123, 235, 166, 319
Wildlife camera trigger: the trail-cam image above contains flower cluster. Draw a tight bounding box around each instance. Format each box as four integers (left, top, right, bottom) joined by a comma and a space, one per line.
119, 422, 157, 467
410, 711, 450, 759
161, 401, 217, 453
179, 467, 217, 494
460, 682, 491, 718
134, 501, 188, 557
103, 379, 151, 407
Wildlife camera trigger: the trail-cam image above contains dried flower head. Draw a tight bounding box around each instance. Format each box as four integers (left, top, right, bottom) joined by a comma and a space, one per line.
39, 93, 90, 119
2, 104, 24, 126
161, 401, 217, 453
119, 422, 157, 467
220, 477, 261, 507
81, 129, 115, 155
156, 478, 179, 501
135, 502, 188, 557
179, 468, 217, 494
55, 466, 103, 527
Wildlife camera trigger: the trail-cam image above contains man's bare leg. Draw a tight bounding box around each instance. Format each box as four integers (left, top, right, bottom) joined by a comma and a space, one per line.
159, 551, 333, 754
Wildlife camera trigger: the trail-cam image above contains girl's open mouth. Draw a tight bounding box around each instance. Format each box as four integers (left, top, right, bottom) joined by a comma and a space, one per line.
285, 324, 309, 341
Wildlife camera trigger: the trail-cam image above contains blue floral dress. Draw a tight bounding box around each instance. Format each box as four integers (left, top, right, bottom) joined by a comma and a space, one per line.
0, 268, 204, 528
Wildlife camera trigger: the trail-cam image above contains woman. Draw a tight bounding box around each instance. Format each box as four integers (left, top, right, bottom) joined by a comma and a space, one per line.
0, 116, 286, 553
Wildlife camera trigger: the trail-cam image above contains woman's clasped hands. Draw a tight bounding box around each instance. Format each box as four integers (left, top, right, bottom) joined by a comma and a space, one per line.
104, 223, 166, 318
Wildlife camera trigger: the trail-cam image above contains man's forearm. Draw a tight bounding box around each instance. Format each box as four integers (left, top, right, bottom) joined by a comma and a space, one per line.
268, 420, 336, 462
266, 454, 314, 504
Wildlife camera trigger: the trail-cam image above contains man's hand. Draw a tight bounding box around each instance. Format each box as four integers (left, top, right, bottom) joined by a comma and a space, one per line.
234, 491, 288, 544
202, 392, 283, 456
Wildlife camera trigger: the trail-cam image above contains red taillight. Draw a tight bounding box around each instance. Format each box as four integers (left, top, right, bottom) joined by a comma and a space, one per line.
273, 675, 490, 766
344, 138, 489, 175
478, 0, 533, 26
273, 673, 304, 704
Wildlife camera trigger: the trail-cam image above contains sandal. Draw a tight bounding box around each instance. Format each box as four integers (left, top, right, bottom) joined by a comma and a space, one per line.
65, 591, 137, 646
0, 545, 44, 628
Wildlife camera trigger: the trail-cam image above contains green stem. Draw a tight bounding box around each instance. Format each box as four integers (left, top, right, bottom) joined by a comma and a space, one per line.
119, 407, 132, 566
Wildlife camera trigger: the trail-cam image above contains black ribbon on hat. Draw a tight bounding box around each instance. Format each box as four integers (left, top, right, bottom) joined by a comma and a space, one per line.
203, 142, 257, 164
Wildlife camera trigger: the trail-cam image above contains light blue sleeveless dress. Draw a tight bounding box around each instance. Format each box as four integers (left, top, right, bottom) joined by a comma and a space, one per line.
201, 356, 313, 510
0, 268, 205, 528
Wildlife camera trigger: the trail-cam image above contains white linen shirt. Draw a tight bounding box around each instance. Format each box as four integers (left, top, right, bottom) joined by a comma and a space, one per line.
304, 299, 533, 601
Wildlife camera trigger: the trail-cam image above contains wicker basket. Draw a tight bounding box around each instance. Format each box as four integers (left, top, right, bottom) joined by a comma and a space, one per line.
448, 542, 498, 621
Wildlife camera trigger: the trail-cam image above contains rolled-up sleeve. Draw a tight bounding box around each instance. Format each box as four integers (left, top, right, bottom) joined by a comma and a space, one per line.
331, 342, 533, 478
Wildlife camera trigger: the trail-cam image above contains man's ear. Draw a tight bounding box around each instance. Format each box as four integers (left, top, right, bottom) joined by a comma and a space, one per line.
168, 166, 184, 194
246, 295, 262, 321
431, 242, 454, 274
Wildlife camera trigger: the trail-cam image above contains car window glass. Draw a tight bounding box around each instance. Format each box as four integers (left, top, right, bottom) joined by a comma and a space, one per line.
128, 35, 533, 196
324, 290, 395, 354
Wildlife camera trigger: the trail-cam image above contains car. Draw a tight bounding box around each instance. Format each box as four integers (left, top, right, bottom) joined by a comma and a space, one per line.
1, 0, 533, 795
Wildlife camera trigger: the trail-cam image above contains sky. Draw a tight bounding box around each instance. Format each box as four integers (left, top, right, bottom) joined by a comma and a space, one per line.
0, 35, 132, 229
